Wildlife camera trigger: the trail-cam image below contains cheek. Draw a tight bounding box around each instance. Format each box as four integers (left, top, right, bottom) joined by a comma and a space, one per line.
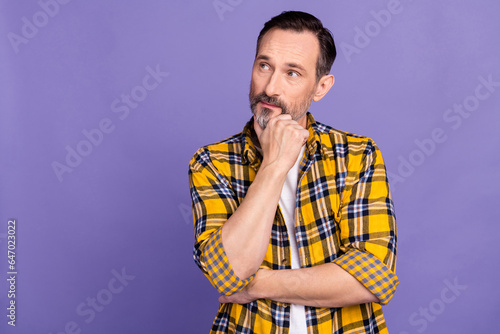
291, 84, 316, 102
287, 89, 307, 105
250, 73, 262, 90
250, 83, 263, 100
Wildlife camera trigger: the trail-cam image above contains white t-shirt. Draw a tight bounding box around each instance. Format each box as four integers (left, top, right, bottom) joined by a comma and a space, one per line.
278, 146, 307, 333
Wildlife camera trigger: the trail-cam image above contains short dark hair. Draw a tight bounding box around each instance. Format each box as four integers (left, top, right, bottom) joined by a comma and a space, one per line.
256, 11, 337, 81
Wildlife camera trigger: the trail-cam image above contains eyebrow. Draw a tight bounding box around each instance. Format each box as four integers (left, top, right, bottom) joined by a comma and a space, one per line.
255, 54, 307, 73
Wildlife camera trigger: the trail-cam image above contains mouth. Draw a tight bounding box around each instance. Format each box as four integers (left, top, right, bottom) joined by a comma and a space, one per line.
259, 101, 280, 109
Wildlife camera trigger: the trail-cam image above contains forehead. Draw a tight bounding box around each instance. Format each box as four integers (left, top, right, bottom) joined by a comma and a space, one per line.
257, 28, 319, 70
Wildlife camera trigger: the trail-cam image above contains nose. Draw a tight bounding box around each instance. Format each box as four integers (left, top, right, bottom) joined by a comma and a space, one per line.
264, 71, 282, 97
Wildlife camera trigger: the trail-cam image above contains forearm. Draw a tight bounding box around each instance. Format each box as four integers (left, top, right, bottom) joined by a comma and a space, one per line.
196, 114, 309, 286
221, 163, 287, 279
250, 263, 379, 308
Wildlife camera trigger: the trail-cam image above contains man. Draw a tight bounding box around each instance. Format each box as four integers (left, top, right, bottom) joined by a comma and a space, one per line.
189, 11, 398, 333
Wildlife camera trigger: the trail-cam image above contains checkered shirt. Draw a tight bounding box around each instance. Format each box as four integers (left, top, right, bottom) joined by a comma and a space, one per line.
189, 113, 398, 334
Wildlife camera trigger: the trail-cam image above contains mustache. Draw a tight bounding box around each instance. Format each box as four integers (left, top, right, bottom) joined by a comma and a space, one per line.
250, 92, 286, 111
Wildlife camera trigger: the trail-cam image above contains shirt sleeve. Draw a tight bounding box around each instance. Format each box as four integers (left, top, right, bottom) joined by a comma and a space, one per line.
188, 148, 255, 295
332, 140, 399, 305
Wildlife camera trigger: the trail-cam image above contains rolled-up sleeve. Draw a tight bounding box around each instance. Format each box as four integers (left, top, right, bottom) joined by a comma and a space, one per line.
189, 148, 255, 295
333, 140, 398, 305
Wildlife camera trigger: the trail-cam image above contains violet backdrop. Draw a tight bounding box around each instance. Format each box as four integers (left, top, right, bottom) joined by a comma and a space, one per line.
1, 0, 499, 333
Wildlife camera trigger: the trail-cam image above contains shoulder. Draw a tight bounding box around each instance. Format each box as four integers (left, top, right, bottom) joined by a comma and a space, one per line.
189, 131, 246, 171
312, 119, 378, 160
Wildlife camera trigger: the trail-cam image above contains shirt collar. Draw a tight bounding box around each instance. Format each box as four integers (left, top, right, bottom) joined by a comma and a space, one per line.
241, 112, 322, 169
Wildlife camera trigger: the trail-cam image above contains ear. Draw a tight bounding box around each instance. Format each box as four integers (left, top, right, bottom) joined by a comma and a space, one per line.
312, 74, 335, 102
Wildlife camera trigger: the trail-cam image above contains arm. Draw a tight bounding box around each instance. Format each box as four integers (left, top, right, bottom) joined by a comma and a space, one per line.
222, 115, 309, 279
219, 263, 378, 308
219, 139, 398, 305
190, 114, 309, 294
331, 139, 398, 305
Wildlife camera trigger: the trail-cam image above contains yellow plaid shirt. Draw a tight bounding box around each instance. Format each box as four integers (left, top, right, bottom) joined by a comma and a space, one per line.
189, 113, 398, 333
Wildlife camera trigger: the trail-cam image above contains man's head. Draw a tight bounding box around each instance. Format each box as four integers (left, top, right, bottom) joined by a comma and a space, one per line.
250, 11, 337, 129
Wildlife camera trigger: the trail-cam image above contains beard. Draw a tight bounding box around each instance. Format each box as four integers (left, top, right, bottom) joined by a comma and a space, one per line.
249, 87, 314, 130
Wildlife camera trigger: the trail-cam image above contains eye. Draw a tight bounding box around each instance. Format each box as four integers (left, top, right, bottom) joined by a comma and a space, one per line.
259, 63, 270, 71
287, 71, 299, 78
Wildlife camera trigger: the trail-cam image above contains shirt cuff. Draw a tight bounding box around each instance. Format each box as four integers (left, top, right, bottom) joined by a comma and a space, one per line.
201, 228, 255, 295
333, 249, 399, 305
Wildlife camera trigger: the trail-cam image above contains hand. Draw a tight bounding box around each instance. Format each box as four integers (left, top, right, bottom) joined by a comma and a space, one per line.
218, 286, 256, 304
254, 114, 309, 173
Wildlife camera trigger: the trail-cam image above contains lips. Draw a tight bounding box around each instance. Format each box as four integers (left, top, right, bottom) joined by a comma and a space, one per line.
260, 101, 280, 109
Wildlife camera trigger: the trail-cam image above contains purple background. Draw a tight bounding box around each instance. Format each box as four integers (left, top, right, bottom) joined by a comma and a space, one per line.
1, 1, 499, 333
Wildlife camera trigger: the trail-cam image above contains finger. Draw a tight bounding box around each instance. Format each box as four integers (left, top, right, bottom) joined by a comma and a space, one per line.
282, 127, 309, 145
266, 117, 297, 132
218, 295, 229, 303
272, 113, 292, 121
272, 120, 309, 138
301, 129, 310, 141
289, 128, 309, 145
